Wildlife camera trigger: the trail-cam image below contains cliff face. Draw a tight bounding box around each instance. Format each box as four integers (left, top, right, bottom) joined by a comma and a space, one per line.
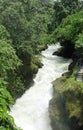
49, 76, 70, 130
49, 63, 83, 130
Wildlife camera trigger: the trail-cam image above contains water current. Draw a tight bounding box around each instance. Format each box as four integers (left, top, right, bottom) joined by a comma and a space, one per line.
10, 44, 71, 130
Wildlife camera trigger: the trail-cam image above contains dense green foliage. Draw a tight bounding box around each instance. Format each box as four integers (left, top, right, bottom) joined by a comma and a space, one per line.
48, 0, 82, 32
50, 63, 83, 130
49, 10, 83, 57
48, 0, 83, 48
0, 0, 83, 129
0, 79, 21, 130
49, 1, 83, 130
0, 25, 23, 129
53, 10, 83, 45
0, 0, 53, 129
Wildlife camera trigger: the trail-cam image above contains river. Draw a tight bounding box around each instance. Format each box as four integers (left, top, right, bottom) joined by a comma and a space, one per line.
10, 44, 71, 130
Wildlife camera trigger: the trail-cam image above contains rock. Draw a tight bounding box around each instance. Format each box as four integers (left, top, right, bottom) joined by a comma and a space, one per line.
49, 69, 83, 130
36, 45, 48, 53
49, 76, 70, 130
53, 47, 64, 56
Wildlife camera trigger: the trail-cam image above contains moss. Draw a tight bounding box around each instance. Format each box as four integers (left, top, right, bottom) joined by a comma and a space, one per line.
63, 78, 83, 128
36, 45, 48, 53
49, 76, 69, 130
53, 47, 64, 56
49, 63, 83, 130
32, 56, 43, 68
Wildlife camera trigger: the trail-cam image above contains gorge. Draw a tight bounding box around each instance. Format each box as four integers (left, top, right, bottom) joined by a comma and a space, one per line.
0, 0, 83, 129
10, 44, 71, 130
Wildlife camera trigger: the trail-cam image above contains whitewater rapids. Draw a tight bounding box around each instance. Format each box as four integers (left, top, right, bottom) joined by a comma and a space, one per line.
10, 44, 71, 130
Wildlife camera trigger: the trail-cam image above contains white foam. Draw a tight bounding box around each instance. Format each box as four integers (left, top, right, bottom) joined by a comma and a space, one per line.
10, 44, 71, 130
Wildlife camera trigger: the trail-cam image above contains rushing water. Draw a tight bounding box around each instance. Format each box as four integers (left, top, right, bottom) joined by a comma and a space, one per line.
10, 44, 71, 130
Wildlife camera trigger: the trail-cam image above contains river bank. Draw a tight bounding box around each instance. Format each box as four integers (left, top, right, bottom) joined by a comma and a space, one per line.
49, 74, 71, 130
49, 58, 83, 130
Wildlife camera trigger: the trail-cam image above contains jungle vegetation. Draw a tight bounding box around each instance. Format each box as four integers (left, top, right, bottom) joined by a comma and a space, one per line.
0, 0, 53, 129
0, 0, 83, 129
49, 1, 83, 130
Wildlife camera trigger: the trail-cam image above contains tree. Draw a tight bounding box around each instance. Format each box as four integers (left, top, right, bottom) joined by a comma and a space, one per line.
49, 10, 83, 57
0, 79, 20, 130
49, 0, 81, 32
0, 0, 54, 129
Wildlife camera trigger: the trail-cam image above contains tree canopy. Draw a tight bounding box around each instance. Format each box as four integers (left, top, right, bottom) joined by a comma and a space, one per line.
0, 0, 53, 129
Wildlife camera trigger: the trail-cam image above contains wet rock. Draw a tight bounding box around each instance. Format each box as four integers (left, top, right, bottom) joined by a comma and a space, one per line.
49, 76, 70, 130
